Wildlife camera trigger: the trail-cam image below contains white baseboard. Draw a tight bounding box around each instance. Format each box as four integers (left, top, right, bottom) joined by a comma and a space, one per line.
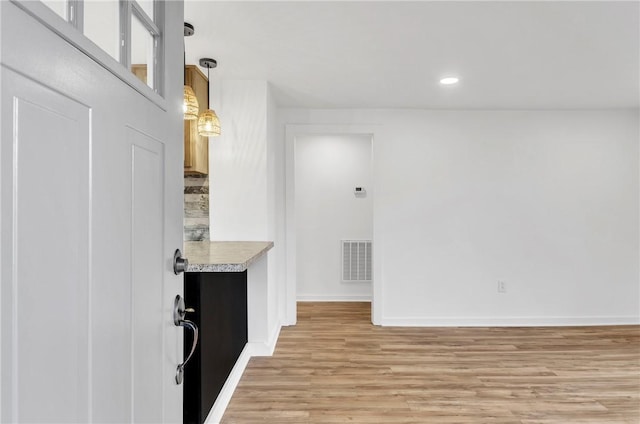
248, 323, 282, 357
204, 322, 282, 424
297, 295, 372, 302
380, 315, 640, 327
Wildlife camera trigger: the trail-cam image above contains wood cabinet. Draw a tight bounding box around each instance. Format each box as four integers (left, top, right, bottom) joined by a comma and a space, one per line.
131, 64, 148, 85
184, 65, 209, 175
131, 64, 209, 175
183, 272, 248, 424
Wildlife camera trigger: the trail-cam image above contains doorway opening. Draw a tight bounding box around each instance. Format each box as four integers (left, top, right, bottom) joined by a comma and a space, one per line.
285, 125, 380, 326
295, 134, 373, 301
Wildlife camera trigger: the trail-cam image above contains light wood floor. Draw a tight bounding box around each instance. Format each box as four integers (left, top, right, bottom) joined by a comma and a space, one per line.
221, 302, 640, 423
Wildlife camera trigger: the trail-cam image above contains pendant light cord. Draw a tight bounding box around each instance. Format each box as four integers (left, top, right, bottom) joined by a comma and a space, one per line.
206, 66, 210, 108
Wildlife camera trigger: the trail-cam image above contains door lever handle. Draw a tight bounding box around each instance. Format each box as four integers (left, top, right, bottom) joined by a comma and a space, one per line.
175, 319, 198, 385
173, 295, 199, 384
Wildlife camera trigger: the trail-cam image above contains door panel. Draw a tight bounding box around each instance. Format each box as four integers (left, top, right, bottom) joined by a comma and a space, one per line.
131, 129, 164, 423
1, 1, 184, 422
8, 72, 91, 423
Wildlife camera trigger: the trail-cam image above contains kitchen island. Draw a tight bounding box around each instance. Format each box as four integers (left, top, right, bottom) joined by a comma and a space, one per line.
183, 241, 275, 424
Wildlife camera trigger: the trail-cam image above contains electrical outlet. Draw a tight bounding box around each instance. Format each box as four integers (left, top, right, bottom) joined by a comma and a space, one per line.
497, 281, 507, 293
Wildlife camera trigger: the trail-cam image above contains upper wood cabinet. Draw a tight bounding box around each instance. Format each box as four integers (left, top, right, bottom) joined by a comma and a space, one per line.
131, 65, 148, 85
184, 65, 209, 175
130, 64, 209, 175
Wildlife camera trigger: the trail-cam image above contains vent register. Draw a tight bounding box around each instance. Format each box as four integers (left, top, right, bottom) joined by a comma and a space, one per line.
341, 240, 372, 282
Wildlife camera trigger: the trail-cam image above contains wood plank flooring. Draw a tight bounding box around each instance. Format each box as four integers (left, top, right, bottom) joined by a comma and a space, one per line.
221, 302, 640, 423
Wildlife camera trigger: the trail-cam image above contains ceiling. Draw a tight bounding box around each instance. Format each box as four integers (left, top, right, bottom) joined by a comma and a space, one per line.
184, 1, 640, 109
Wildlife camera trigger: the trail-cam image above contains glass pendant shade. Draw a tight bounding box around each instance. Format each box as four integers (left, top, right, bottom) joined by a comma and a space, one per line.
197, 108, 221, 137
183, 85, 199, 120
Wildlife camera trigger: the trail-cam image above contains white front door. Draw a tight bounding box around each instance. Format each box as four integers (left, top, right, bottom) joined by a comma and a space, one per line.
1, 1, 184, 422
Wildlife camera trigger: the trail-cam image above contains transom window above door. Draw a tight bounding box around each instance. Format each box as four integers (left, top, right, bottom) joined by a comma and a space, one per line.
40, 0, 163, 94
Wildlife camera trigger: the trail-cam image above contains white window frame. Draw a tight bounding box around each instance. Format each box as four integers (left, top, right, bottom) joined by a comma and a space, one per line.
13, 0, 167, 105
120, 0, 164, 94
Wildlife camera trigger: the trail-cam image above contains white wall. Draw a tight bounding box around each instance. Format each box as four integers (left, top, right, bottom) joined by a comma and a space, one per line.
210, 80, 268, 240
295, 134, 373, 300
279, 109, 640, 326
209, 79, 281, 341
81, 2, 119, 62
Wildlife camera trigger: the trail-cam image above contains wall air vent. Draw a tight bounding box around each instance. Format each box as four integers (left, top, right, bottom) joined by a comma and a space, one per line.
341, 240, 372, 283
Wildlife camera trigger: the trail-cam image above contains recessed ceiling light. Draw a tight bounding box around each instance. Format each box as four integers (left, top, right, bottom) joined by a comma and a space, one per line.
440, 77, 459, 85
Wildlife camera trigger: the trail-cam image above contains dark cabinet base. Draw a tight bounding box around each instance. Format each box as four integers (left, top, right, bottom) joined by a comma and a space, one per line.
183, 272, 248, 424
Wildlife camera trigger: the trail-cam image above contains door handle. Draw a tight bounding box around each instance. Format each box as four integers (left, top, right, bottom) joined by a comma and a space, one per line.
173, 295, 199, 385
173, 249, 189, 274
176, 320, 198, 385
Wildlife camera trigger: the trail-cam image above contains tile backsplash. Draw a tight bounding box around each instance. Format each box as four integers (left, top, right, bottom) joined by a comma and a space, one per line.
184, 175, 209, 241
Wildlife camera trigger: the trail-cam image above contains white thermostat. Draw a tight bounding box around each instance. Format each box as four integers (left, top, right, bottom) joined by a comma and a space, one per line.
354, 187, 366, 196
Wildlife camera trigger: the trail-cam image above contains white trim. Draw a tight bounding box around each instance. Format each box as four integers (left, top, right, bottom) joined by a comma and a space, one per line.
284, 127, 297, 326
381, 315, 640, 327
248, 322, 282, 357
203, 322, 282, 424
297, 295, 372, 302
284, 124, 383, 327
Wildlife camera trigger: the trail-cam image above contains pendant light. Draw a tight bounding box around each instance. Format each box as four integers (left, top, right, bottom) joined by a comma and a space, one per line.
183, 23, 199, 121
197, 58, 221, 137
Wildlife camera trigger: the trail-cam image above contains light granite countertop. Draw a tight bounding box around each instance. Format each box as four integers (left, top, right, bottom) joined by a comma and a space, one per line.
183, 241, 274, 272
